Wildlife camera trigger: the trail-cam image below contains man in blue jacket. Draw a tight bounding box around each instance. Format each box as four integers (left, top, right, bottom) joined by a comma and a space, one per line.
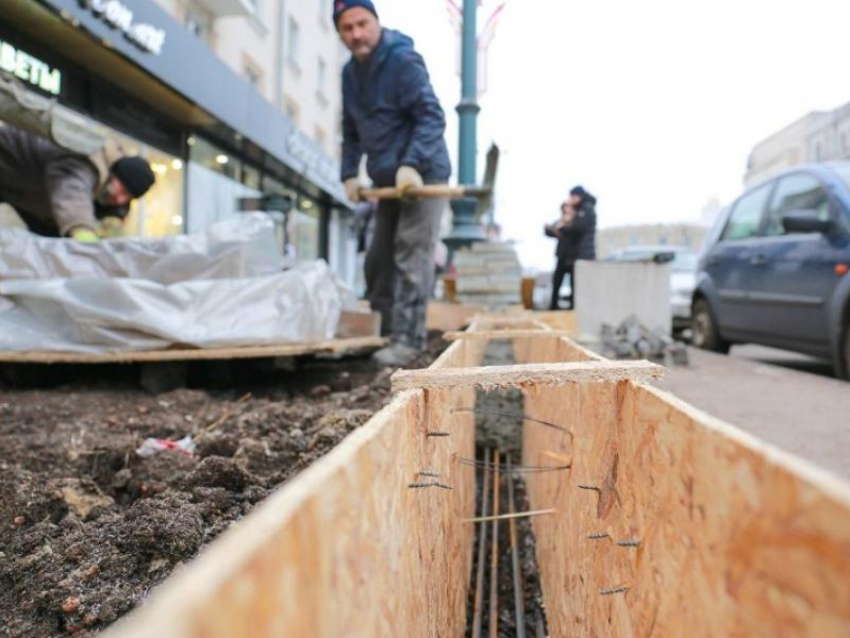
335, 0, 451, 366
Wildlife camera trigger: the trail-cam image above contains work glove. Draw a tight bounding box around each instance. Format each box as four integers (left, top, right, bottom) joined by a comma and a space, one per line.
69, 227, 100, 243
344, 177, 364, 203
396, 166, 424, 192
98, 216, 125, 239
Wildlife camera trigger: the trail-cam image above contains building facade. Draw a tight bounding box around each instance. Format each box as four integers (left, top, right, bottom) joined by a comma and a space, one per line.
746, 100, 850, 186
1, 0, 358, 283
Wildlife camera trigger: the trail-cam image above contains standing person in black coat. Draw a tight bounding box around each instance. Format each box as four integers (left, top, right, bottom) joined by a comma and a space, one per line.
545, 186, 597, 310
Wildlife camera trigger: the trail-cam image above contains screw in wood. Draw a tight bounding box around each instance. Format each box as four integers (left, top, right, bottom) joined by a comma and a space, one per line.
600, 586, 629, 596
617, 540, 641, 548
587, 532, 610, 540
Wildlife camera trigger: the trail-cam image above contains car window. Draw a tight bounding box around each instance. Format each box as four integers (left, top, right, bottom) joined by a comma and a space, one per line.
720, 183, 772, 241
835, 165, 850, 190
763, 173, 830, 237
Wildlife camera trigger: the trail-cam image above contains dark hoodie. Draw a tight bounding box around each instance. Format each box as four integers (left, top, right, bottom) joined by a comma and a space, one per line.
546, 194, 598, 262
341, 29, 451, 187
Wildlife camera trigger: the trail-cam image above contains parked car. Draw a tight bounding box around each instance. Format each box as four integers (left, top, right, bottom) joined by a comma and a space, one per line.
607, 246, 699, 330
692, 163, 850, 379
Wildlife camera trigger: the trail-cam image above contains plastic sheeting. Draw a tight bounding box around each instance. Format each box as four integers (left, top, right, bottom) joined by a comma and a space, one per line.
0, 215, 356, 353
0, 213, 281, 282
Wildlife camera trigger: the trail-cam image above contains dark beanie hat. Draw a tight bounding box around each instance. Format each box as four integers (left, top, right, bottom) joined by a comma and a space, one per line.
111, 157, 156, 199
333, 0, 378, 27
570, 185, 587, 199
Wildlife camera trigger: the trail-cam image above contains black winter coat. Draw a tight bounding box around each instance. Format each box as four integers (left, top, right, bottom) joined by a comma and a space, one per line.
546, 196, 597, 263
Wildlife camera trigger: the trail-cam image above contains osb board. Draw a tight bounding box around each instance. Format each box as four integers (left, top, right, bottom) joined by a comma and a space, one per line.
0, 336, 386, 364
514, 336, 850, 636
426, 301, 484, 332
109, 339, 481, 638
0, 311, 383, 364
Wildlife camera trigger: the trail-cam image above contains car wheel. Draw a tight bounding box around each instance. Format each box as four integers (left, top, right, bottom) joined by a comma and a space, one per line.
691, 298, 730, 354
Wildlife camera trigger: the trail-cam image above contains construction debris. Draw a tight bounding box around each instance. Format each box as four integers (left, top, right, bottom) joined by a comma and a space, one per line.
601, 314, 689, 365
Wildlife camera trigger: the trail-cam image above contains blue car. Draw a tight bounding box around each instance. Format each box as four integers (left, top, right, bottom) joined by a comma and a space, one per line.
692, 163, 850, 380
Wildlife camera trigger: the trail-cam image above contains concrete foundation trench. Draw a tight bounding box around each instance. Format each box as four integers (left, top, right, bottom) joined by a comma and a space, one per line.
109, 313, 850, 637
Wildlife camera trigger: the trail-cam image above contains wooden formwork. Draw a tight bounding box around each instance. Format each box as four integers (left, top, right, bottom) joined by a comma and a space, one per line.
516, 321, 850, 637
108, 311, 850, 637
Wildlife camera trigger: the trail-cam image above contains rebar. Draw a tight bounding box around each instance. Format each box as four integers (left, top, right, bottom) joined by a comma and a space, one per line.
452, 407, 571, 434
471, 448, 491, 638
454, 455, 570, 474
506, 455, 526, 638
489, 448, 501, 638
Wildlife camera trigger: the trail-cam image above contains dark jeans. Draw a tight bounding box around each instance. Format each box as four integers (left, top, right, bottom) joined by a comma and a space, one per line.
550, 259, 575, 310
364, 196, 445, 349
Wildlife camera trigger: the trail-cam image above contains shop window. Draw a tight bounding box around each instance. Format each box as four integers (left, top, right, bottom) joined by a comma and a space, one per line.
124, 149, 184, 238
291, 199, 321, 263
190, 136, 238, 180
242, 163, 262, 190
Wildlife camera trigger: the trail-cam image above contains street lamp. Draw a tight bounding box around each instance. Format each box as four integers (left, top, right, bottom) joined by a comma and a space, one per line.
443, 0, 486, 255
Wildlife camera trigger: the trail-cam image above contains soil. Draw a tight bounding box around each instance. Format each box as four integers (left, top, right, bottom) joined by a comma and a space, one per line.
0, 334, 446, 638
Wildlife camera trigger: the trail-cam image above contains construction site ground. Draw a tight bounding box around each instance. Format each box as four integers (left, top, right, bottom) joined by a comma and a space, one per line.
659, 344, 850, 480
0, 337, 445, 638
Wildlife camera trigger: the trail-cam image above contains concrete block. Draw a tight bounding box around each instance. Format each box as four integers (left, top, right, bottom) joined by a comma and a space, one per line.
575, 261, 671, 339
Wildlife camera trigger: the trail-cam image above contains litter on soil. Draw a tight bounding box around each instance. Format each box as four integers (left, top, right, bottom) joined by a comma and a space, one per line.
0, 334, 446, 638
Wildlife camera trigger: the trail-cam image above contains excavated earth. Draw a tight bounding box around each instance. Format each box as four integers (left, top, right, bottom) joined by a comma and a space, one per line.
0, 336, 445, 637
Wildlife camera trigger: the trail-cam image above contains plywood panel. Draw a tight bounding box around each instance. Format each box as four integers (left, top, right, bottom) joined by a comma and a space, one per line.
516, 336, 850, 637
109, 340, 481, 637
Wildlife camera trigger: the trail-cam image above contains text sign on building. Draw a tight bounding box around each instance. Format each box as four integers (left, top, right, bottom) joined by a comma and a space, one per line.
0, 40, 62, 95
77, 0, 166, 55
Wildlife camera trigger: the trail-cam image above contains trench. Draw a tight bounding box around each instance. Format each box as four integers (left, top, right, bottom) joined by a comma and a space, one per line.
464, 340, 549, 637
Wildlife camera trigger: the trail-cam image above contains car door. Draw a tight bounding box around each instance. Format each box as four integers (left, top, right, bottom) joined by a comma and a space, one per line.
743, 171, 850, 353
703, 181, 774, 336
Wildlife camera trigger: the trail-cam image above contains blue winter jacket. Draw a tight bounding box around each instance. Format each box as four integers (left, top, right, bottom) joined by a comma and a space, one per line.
341, 29, 451, 187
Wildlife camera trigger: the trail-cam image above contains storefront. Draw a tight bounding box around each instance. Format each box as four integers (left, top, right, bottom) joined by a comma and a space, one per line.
1, 0, 355, 270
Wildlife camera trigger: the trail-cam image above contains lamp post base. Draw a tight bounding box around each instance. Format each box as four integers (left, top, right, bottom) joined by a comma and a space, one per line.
443, 197, 486, 265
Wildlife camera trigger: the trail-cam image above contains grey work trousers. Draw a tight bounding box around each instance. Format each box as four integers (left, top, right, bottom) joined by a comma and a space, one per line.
364, 195, 445, 350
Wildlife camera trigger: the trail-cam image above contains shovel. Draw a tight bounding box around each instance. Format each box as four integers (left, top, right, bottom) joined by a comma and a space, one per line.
358, 144, 499, 220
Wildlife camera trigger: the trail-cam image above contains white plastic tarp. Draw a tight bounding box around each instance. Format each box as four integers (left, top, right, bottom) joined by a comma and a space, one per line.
0, 215, 356, 353
0, 213, 281, 282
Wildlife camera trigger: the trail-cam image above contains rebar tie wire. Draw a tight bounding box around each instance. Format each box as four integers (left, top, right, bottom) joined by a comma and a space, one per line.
453, 454, 571, 474
452, 407, 573, 438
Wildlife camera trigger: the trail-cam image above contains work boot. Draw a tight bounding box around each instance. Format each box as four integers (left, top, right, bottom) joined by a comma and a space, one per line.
372, 342, 419, 367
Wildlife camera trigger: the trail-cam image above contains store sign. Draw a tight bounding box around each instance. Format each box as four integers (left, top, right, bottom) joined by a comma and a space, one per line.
286, 130, 339, 187
0, 40, 62, 95
77, 0, 166, 55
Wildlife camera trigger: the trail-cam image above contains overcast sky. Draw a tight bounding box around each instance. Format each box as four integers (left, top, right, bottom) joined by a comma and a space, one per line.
370, 0, 850, 271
